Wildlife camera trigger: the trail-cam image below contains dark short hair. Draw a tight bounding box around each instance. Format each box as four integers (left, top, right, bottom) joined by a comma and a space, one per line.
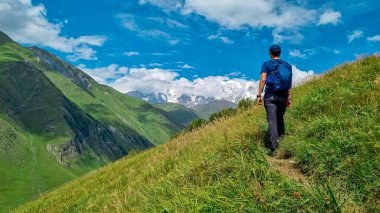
269, 44, 281, 56
270, 50, 281, 57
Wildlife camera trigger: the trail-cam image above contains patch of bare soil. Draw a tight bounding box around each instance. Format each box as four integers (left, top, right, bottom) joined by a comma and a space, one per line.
267, 157, 310, 189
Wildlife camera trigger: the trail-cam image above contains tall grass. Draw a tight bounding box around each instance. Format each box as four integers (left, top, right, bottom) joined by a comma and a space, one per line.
15, 56, 380, 212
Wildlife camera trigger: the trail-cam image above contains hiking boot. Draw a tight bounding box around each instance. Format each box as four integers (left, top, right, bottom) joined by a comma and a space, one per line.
267, 148, 276, 156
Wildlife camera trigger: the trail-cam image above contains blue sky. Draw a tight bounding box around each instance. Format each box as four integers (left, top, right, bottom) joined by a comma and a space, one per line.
0, 0, 379, 100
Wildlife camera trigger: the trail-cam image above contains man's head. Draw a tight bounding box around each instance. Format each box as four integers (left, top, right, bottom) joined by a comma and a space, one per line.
269, 44, 281, 58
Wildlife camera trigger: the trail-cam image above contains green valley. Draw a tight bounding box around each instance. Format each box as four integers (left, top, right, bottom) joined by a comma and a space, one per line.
0, 31, 197, 211
14, 56, 380, 212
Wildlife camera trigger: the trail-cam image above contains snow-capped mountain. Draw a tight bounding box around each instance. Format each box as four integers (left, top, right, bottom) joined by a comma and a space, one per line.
126, 91, 168, 103
127, 91, 238, 118
126, 91, 238, 108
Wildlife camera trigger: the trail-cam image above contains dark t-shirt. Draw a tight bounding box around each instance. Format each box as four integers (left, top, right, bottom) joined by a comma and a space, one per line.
261, 59, 291, 97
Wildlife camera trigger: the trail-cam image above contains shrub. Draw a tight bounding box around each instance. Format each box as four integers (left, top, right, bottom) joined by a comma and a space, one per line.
209, 108, 237, 122
187, 118, 207, 131
238, 98, 255, 110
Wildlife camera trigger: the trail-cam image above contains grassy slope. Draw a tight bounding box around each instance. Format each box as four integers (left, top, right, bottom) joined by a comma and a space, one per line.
193, 99, 237, 119
42, 70, 178, 146
0, 31, 189, 210
1, 38, 183, 146
15, 57, 379, 212
154, 103, 200, 127
0, 35, 149, 210
0, 47, 86, 210
29, 47, 183, 145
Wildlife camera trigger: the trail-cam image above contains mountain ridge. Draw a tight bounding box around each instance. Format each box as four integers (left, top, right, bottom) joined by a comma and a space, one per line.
0, 31, 197, 210
127, 91, 237, 118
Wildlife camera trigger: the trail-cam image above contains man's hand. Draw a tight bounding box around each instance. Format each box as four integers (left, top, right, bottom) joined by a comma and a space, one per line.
287, 99, 292, 107
257, 72, 267, 106
257, 96, 263, 105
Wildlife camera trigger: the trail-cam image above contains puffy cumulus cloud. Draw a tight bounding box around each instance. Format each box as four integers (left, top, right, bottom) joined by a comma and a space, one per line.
67, 44, 110, 62
348, 30, 363, 43
78, 64, 129, 84
183, 0, 317, 30
0, 0, 106, 61
182, 0, 319, 43
367, 35, 380, 42
79, 64, 315, 102
318, 10, 342, 25
141, 0, 341, 43
292, 66, 315, 85
111, 70, 259, 102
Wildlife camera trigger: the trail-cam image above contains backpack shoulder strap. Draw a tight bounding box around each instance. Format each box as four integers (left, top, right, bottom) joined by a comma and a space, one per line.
271, 60, 280, 73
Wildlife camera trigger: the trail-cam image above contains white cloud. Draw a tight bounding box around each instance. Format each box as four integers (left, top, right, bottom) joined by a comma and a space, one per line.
78, 64, 129, 84
79, 64, 314, 102
288, 48, 318, 58
318, 10, 342, 25
292, 66, 315, 85
140, 0, 340, 43
272, 29, 304, 44
123, 51, 140, 57
169, 39, 180, 45
152, 52, 169, 56
348, 30, 363, 43
67, 45, 98, 62
139, 0, 182, 10
182, 64, 194, 69
0, 0, 106, 61
227, 71, 244, 78
289, 50, 306, 58
117, 14, 138, 31
148, 17, 189, 29
166, 19, 188, 29
333, 49, 341, 54
117, 13, 180, 45
183, 0, 317, 30
367, 35, 380, 42
148, 63, 164, 67
183, 0, 321, 43
208, 34, 234, 44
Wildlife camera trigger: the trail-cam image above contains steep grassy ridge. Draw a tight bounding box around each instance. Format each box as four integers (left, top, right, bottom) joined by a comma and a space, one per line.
28, 46, 185, 146
16, 57, 379, 212
0, 31, 194, 210
0, 58, 150, 211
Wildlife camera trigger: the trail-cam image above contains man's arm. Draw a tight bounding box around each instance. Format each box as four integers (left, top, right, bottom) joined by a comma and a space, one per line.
257, 72, 267, 105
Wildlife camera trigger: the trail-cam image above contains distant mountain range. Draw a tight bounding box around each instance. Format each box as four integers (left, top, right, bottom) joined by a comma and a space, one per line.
0, 31, 198, 210
127, 91, 238, 118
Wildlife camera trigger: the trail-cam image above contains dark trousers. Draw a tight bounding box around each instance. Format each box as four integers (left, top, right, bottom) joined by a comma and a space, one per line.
264, 94, 288, 151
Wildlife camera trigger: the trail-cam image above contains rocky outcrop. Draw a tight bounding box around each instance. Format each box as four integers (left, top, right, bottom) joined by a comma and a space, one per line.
29, 46, 95, 93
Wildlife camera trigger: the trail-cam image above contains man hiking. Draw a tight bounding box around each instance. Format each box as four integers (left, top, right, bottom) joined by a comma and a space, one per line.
257, 44, 292, 155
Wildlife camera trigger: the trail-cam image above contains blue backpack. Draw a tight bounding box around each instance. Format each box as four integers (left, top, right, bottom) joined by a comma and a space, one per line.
265, 60, 292, 93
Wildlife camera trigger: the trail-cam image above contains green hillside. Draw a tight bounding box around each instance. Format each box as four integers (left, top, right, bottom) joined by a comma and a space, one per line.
15, 56, 380, 212
154, 103, 200, 127
193, 99, 237, 119
0, 31, 194, 211
28, 46, 186, 146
